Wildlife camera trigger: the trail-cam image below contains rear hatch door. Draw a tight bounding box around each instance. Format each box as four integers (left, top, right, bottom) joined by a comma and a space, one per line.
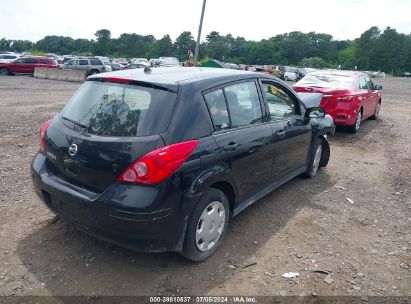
44, 80, 178, 193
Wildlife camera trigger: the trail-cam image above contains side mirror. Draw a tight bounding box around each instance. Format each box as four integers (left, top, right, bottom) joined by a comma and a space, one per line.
305, 107, 325, 121
374, 85, 382, 90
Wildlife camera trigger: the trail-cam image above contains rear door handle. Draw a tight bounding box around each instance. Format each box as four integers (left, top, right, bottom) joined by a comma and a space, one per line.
223, 143, 238, 151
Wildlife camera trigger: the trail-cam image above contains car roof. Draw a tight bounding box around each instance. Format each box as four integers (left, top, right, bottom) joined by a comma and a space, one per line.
310, 70, 364, 77
88, 67, 265, 86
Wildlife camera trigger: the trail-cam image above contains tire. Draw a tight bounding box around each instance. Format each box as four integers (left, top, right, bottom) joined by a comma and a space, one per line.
0, 68, 9, 76
90, 69, 99, 75
347, 109, 362, 133
284, 76, 289, 81
304, 138, 323, 178
370, 102, 381, 120
180, 188, 230, 261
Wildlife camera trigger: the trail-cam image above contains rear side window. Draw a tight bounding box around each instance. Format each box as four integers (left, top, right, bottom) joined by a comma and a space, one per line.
224, 82, 262, 127
40, 59, 49, 64
90, 59, 102, 65
60, 81, 177, 137
204, 89, 230, 130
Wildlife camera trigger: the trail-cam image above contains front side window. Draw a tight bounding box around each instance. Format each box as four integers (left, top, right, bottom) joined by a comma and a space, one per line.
22, 58, 37, 64
60, 81, 177, 137
262, 82, 296, 119
358, 76, 368, 89
364, 75, 374, 90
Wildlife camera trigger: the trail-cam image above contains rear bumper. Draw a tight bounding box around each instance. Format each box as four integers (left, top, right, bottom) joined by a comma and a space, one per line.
31, 153, 194, 252
324, 105, 358, 126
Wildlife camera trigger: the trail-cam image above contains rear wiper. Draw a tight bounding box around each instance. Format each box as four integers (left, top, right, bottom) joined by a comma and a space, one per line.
61, 116, 89, 129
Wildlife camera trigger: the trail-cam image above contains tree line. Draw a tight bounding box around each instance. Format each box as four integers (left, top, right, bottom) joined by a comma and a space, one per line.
1, 26, 410, 75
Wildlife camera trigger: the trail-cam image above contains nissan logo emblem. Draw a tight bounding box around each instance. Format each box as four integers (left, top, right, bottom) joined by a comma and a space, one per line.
68, 144, 78, 157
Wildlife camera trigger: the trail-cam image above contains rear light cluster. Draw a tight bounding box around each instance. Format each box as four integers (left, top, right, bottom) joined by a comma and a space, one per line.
337, 95, 353, 102
117, 140, 198, 185
39, 119, 52, 154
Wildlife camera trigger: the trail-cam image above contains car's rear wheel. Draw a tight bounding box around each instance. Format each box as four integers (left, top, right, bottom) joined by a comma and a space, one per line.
348, 110, 362, 133
181, 188, 229, 261
0, 68, 9, 76
304, 138, 323, 178
284, 76, 289, 81
370, 102, 381, 120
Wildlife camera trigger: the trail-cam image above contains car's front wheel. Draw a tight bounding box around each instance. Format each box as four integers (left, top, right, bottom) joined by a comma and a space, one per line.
0, 68, 9, 76
90, 69, 99, 75
181, 188, 230, 261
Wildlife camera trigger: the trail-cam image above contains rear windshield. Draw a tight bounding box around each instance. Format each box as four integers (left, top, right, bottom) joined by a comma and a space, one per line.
60, 81, 177, 137
297, 73, 354, 89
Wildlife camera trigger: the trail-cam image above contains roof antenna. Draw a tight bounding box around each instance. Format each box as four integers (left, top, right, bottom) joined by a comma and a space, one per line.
144, 66, 152, 74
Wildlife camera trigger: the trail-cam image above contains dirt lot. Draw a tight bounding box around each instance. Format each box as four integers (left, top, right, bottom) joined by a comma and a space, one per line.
0, 76, 410, 299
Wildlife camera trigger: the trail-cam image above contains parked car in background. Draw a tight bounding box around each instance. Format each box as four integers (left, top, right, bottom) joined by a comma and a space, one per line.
401, 72, 411, 77
112, 58, 128, 66
0, 53, 20, 63
106, 62, 124, 71
149, 58, 159, 67
293, 70, 382, 133
283, 66, 299, 81
62, 58, 107, 75
95, 56, 111, 64
62, 56, 76, 64
31, 67, 334, 261
46, 53, 63, 64
158, 57, 180, 67
131, 58, 149, 66
124, 63, 147, 69
0, 56, 59, 75
297, 67, 316, 80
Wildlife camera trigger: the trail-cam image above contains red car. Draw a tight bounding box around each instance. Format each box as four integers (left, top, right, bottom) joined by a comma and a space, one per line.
293, 70, 382, 133
0, 56, 59, 76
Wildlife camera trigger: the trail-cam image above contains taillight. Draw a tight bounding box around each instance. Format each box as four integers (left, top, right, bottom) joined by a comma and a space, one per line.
117, 140, 199, 185
337, 95, 353, 102
39, 119, 52, 154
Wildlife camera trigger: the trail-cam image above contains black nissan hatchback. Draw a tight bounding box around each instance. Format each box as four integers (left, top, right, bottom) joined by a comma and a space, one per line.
31, 67, 334, 261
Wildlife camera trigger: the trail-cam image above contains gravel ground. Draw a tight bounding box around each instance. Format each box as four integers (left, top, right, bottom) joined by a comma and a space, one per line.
0, 75, 410, 299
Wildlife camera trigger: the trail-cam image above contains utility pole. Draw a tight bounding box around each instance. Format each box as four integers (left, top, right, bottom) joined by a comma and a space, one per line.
194, 0, 206, 66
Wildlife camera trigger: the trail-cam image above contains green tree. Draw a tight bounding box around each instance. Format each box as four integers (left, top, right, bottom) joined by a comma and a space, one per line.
174, 31, 196, 61
94, 29, 112, 56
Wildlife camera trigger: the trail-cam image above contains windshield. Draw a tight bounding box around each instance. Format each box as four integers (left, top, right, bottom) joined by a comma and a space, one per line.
297, 73, 354, 89
60, 81, 177, 137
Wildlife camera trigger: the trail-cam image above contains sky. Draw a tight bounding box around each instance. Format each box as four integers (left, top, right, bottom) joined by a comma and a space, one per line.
1, 0, 410, 42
